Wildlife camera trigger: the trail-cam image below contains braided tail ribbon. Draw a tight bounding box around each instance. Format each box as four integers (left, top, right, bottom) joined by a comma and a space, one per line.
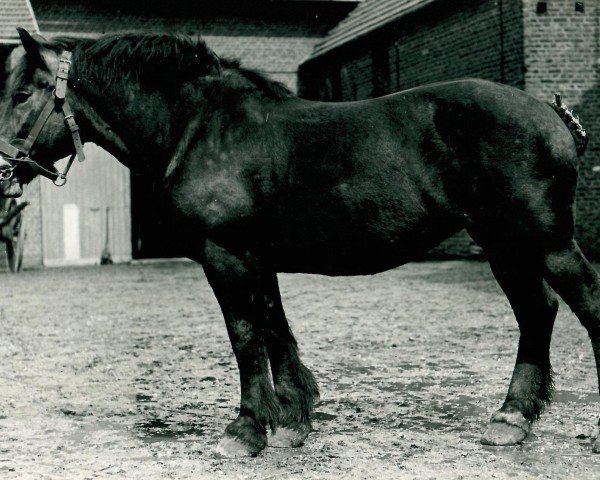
551, 93, 589, 156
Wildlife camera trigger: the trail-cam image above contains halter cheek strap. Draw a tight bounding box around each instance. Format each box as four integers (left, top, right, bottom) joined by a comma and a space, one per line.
55, 52, 85, 164
0, 51, 85, 186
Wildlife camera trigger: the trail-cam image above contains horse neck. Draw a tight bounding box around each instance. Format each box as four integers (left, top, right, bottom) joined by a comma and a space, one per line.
73, 70, 289, 175
74, 80, 180, 173
74, 93, 134, 168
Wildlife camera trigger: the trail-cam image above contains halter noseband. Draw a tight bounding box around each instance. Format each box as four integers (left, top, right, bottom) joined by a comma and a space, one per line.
0, 51, 85, 186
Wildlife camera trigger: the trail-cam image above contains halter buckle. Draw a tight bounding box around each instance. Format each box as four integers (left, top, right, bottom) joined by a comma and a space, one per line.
53, 174, 67, 187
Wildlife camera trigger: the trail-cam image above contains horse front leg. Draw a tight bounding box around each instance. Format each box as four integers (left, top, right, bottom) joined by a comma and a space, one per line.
202, 240, 281, 457
260, 272, 319, 447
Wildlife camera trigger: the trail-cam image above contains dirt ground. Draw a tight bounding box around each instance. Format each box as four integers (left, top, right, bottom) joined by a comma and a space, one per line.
1, 260, 600, 479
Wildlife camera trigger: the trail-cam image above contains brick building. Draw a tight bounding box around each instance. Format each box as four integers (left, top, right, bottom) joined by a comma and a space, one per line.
299, 0, 600, 258
0, 0, 359, 268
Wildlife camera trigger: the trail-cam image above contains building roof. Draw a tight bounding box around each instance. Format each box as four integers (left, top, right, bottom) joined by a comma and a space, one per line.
0, 0, 39, 43
310, 0, 436, 59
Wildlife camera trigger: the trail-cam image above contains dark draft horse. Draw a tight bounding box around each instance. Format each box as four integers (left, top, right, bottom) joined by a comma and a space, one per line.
0, 29, 598, 456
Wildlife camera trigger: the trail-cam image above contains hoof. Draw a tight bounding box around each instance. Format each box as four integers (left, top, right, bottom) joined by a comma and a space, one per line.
214, 416, 268, 457
481, 411, 531, 446
269, 422, 311, 448
214, 433, 267, 457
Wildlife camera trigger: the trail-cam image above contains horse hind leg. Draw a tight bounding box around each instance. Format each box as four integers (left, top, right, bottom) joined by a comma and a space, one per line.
469, 238, 559, 446
543, 240, 600, 453
260, 272, 319, 447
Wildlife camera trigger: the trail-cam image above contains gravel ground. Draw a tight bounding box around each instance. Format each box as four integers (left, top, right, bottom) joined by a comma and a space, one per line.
1, 260, 600, 479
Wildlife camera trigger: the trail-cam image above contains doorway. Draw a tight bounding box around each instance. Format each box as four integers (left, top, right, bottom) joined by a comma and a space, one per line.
130, 174, 185, 259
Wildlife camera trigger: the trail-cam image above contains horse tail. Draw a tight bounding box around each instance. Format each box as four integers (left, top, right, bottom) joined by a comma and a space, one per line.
550, 93, 589, 156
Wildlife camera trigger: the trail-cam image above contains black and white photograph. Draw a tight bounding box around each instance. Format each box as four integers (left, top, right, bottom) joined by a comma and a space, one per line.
1, 0, 599, 478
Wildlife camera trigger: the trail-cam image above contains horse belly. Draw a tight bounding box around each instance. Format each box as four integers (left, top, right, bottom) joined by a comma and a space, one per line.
266, 199, 461, 276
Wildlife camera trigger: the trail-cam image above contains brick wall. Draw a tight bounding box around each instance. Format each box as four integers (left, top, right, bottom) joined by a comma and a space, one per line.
299, 0, 525, 256
301, 0, 524, 95
522, 0, 600, 258
388, 0, 524, 91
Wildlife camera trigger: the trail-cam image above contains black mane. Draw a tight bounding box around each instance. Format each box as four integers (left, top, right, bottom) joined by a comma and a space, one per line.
44, 34, 295, 101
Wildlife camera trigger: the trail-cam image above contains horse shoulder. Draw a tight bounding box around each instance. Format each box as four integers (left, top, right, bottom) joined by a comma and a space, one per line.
167, 113, 286, 232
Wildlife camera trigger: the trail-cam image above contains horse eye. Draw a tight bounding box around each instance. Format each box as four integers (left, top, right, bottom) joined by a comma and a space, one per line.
12, 91, 32, 105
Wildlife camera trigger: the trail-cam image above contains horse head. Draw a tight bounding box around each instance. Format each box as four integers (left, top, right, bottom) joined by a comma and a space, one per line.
0, 28, 83, 197
0, 29, 295, 199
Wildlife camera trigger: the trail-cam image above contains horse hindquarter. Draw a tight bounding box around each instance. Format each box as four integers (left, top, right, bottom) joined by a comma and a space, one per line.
429, 80, 600, 448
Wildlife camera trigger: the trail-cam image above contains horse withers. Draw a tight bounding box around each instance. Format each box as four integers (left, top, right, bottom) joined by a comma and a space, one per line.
0, 28, 598, 456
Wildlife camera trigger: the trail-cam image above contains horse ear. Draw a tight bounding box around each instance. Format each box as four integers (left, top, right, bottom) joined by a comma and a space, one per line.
31, 33, 48, 43
16, 28, 46, 67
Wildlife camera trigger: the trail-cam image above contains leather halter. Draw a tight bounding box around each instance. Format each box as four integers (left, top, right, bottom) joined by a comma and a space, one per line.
0, 51, 85, 186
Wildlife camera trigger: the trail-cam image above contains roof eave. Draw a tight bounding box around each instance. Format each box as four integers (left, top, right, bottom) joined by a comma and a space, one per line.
305, 0, 438, 64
